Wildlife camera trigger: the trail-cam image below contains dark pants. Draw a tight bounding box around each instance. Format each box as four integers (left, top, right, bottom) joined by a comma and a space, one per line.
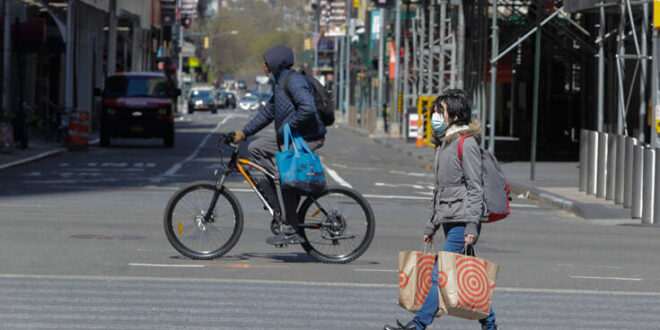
247, 133, 324, 226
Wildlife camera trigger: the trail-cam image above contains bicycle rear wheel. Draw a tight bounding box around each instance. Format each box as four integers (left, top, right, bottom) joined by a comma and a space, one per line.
164, 182, 243, 260
297, 186, 375, 264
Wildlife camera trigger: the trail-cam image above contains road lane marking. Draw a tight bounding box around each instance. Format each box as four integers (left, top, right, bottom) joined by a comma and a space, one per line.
0, 148, 66, 171
128, 263, 206, 268
354, 268, 398, 273
153, 115, 233, 182
389, 170, 433, 177
362, 194, 430, 200
0, 273, 658, 296
375, 182, 427, 190
323, 163, 353, 188
558, 263, 624, 270
570, 275, 643, 281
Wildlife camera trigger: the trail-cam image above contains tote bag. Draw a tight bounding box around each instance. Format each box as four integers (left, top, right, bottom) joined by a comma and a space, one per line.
275, 124, 326, 195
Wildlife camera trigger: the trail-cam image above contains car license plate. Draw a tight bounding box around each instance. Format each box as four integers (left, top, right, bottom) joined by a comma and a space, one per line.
130, 126, 144, 133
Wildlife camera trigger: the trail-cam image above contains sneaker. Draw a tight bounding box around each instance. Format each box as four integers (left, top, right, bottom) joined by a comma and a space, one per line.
383, 320, 416, 330
266, 232, 305, 246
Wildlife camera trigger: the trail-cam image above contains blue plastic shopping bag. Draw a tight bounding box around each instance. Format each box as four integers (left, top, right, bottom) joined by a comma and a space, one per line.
275, 124, 326, 194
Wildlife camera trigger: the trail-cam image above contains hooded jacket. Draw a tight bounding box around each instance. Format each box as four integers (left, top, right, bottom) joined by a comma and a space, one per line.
242, 45, 326, 142
425, 121, 484, 239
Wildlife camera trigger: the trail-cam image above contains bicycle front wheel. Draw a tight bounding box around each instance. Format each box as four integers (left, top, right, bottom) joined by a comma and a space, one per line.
297, 186, 375, 264
164, 182, 243, 260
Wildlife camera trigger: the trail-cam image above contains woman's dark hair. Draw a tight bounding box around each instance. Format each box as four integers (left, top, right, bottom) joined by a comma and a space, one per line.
434, 89, 471, 126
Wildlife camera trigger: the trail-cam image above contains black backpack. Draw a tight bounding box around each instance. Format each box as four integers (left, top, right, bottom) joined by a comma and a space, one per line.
282, 70, 335, 126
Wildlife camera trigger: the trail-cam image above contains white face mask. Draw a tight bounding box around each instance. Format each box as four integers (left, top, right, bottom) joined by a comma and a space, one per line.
431, 112, 447, 136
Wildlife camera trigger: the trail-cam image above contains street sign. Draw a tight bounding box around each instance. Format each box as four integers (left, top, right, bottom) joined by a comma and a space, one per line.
408, 113, 419, 139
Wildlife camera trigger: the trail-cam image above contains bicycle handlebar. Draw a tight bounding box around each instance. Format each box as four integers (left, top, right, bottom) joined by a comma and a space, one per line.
218, 132, 236, 146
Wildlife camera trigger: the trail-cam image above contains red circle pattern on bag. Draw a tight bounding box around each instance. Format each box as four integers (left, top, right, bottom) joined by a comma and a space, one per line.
455, 255, 494, 313
414, 253, 436, 306
399, 272, 410, 288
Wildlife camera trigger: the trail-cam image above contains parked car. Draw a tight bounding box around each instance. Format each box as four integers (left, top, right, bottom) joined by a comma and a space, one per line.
188, 87, 217, 114
96, 72, 179, 148
216, 91, 237, 109
238, 94, 261, 111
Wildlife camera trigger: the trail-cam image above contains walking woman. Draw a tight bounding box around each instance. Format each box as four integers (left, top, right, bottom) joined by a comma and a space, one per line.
384, 90, 498, 330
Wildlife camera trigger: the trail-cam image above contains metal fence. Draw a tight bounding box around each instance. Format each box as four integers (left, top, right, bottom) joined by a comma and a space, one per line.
579, 129, 656, 223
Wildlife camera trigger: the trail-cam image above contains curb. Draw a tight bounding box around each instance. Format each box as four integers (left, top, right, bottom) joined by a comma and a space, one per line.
0, 148, 67, 171
509, 181, 576, 213
0, 138, 100, 172
509, 180, 633, 220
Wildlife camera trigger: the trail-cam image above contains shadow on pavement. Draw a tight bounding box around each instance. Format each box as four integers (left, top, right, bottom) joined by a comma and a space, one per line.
0, 116, 257, 199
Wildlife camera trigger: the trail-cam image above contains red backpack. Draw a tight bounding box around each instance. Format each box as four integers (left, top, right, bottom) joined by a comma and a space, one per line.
457, 135, 511, 223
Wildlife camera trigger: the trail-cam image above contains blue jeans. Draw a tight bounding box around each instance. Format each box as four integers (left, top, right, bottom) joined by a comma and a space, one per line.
412, 223, 497, 330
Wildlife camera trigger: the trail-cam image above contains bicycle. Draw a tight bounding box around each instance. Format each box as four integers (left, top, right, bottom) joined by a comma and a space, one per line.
163, 132, 375, 264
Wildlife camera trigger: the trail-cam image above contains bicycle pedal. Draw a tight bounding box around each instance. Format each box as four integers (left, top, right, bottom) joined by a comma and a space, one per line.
274, 243, 288, 248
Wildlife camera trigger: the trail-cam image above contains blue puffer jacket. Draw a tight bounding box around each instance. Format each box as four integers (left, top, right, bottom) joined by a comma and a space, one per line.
242, 45, 326, 142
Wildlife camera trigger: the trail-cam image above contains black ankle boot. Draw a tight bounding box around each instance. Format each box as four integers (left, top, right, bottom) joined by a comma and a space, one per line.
383, 320, 416, 330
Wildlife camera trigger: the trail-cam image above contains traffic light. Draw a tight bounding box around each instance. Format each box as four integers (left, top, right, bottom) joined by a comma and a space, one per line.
181, 16, 192, 29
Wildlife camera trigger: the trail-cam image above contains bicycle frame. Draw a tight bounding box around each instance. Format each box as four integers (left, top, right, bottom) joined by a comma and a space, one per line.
204, 143, 288, 224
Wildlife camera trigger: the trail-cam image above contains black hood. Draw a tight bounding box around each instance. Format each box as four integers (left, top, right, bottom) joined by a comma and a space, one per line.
263, 45, 294, 78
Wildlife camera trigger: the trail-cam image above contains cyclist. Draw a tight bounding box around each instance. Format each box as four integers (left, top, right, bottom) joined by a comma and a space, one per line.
232, 45, 326, 246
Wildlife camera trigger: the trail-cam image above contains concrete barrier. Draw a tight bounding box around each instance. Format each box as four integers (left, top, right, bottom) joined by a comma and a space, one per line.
615, 135, 626, 204
606, 132, 617, 201
624, 137, 637, 208
596, 132, 608, 198
587, 131, 599, 195
632, 145, 644, 219
642, 148, 656, 224
579, 129, 588, 192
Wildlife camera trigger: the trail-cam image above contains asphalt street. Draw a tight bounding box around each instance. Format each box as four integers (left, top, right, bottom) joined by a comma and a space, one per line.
1, 111, 660, 329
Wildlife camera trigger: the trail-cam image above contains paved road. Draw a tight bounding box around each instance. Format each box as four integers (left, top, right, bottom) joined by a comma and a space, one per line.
1, 111, 660, 329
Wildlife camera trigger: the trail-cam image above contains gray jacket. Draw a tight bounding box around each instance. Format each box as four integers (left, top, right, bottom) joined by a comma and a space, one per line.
424, 121, 484, 239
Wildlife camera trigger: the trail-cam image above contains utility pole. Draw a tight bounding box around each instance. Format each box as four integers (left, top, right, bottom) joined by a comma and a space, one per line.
313, 0, 321, 75
530, 28, 541, 181
107, 0, 117, 76
596, 4, 604, 132
653, 23, 659, 148
338, 37, 345, 113
65, 0, 76, 120
2, 0, 11, 121
176, 0, 184, 111
391, 0, 401, 137
640, 0, 649, 143
333, 36, 340, 111
375, 7, 386, 135
344, 0, 351, 123
488, 0, 498, 153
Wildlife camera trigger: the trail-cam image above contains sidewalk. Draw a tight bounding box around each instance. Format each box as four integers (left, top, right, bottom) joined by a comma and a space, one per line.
339, 124, 634, 221
0, 138, 66, 171
0, 134, 99, 171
